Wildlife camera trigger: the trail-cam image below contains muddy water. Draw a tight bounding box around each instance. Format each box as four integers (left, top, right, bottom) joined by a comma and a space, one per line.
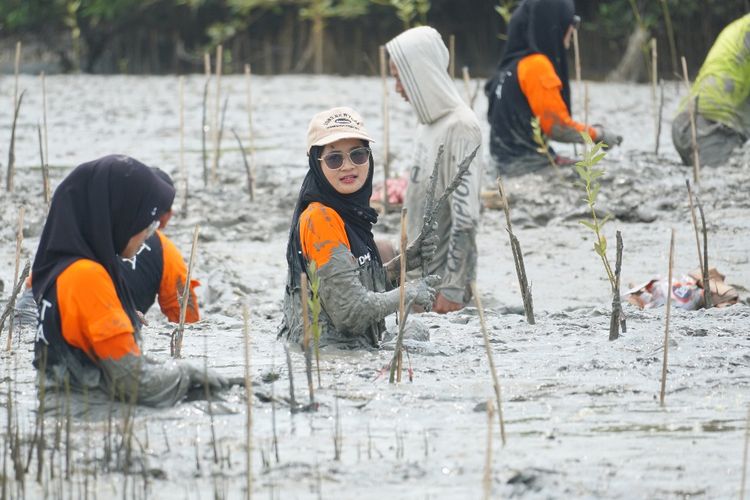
0, 75, 749, 498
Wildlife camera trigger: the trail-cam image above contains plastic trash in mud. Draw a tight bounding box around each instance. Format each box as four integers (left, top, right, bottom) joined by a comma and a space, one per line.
625, 267, 739, 310
371, 176, 408, 208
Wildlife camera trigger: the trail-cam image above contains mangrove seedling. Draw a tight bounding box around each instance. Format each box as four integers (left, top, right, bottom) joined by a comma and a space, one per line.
531, 116, 559, 173
307, 261, 322, 388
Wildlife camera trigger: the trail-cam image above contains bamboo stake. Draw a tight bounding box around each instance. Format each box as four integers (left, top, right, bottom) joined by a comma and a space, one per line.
471, 282, 506, 445
179, 76, 188, 216
573, 28, 582, 112
210, 45, 223, 184
584, 82, 590, 132
379, 46, 390, 214
449, 34, 455, 79
300, 273, 314, 405
37, 123, 48, 206
201, 78, 210, 187
389, 208, 408, 384
172, 225, 199, 358
244, 64, 255, 201
41, 72, 50, 205
204, 52, 211, 77
608, 231, 623, 341
7, 90, 26, 192
497, 178, 534, 324
13, 41, 21, 111
741, 404, 749, 500
242, 302, 253, 500
6, 207, 25, 351
655, 79, 664, 155
660, 0, 678, 77
685, 180, 703, 269
483, 399, 494, 500
659, 228, 675, 407
696, 197, 712, 308
681, 56, 700, 183
651, 38, 658, 150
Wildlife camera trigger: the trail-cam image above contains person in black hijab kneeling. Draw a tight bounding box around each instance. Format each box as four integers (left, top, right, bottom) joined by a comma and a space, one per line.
485, 0, 623, 176
279, 107, 439, 349
32, 155, 225, 408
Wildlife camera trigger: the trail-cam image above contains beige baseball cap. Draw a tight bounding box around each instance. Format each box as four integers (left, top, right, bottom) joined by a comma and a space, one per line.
306, 107, 374, 154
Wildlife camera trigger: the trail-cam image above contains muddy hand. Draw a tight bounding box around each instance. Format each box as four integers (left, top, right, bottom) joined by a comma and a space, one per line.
405, 220, 439, 269
593, 124, 623, 148
183, 362, 229, 391
407, 274, 441, 311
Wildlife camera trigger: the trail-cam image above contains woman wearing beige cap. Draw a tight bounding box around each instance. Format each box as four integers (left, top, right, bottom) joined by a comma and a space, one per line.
279, 107, 440, 348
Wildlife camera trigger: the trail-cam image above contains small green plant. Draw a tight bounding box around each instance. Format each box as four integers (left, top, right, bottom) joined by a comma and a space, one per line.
574, 132, 616, 291
531, 116, 559, 173
494, 0, 517, 39
307, 261, 322, 388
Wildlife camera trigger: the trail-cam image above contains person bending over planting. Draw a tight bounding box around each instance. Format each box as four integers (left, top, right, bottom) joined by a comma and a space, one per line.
16, 167, 200, 327
32, 155, 225, 407
485, 0, 622, 176
279, 107, 439, 349
672, 14, 750, 167
386, 26, 482, 313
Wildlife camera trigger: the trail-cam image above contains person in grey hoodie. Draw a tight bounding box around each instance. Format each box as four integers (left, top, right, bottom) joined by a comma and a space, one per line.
386, 26, 483, 313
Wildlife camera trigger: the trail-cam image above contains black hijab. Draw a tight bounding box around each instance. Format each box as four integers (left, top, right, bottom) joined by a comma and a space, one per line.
285, 143, 380, 287
487, 0, 576, 112
32, 155, 175, 327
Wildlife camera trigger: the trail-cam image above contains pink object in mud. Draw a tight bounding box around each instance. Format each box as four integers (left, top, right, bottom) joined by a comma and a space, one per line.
371, 176, 408, 205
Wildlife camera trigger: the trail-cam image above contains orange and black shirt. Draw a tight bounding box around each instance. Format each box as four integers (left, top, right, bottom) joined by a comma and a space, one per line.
488, 53, 597, 163
34, 259, 140, 371
119, 230, 199, 323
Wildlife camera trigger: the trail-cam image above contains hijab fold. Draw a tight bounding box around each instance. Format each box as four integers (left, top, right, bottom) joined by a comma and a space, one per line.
33, 155, 175, 327
285, 145, 380, 287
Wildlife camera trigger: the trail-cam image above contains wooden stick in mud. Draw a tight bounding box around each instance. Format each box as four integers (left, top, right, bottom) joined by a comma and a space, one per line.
573, 28, 582, 107
659, 228, 675, 407
204, 52, 211, 77
449, 34, 456, 79
696, 197, 712, 308
242, 303, 253, 500
41, 72, 50, 205
651, 38, 658, 150
379, 46, 390, 214
584, 81, 590, 131
14, 41, 21, 110
210, 44, 223, 184
5, 207, 26, 351
37, 123, 47, 204
681, 56, 700, 184
300, 273, 315, 404
0, 261, 30, 344
232, 129, 254, 202
483, 399, 494, 500
244, 64, 256, 201
655, 79, 664, 155
172, 224, 199, 358
497, 178, 534, 325
660, 0, 678, 77
741, 405, 750, 500
283, 343, 297, 411
201, 78, 210, 187
7, 90, 26, 192
471, 282, 506, 446
685, 180, 703, 269
179, 76, 188, 216
389, 208, 408, 384
609, 231, 623, 341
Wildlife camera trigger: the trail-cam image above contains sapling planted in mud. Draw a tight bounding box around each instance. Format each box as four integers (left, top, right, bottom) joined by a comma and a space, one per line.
686, 180, 703, 272
232, 129, 255, 202
283, 344, 298, 412
659, 229, 675, 406
0, 261, 30, 342
497, 178, 534, 324
531, 116, 558, 174
244, 64, 256, 202
390, 208, 409, 384
307, 262, 323, 388
6, 207, 25, 351
379, 45, 391, 214
574, 132, 625, 339
696, 197, 712, 308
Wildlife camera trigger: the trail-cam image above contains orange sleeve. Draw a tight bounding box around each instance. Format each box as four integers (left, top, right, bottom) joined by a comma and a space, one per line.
57, 259, 140, 361
518, 54, 597, 139
299, 202, 351, 268
156, 231, 200, 323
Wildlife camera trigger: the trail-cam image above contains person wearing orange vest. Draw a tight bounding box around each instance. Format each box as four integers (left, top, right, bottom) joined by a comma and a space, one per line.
279, 107, 439, 348
32, 156, 224, 407
485, 0, 622, 176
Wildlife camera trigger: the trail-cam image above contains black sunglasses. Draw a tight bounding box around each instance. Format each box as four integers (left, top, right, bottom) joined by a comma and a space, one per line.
319, 146, 371, 170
